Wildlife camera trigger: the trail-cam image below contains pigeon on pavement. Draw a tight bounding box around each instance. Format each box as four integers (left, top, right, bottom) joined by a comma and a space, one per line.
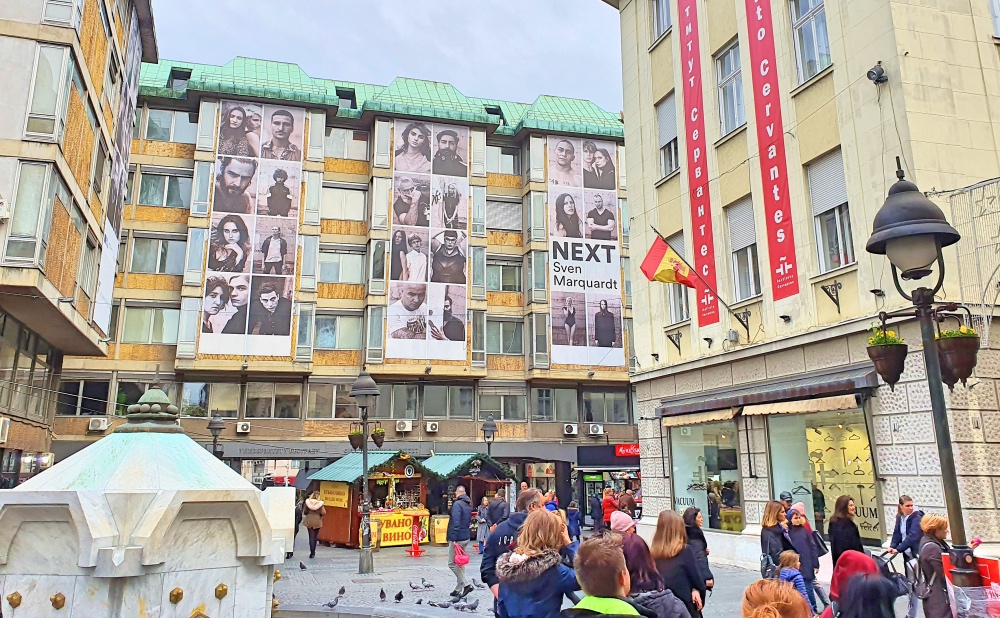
465, 599, 480, 612
421, 577, 434, 588
471, 578, 486, 589
409, 582, 423, 590
395, 590, 404, 603
379, 588, 386, 602
298, 562, 306, 571
338, 586, 346, 597
415, 598, 423, 605
323, 598, 339, 608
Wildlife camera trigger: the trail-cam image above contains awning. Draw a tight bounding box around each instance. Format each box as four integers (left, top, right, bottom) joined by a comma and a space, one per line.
742, 394, 859, 416
420, 453, 512, 480
307, 451, 429, 484
658, 364, 877, 417
660, 408, 738, 427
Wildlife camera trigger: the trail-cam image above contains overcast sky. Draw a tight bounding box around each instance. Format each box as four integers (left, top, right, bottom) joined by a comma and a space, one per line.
150, 1, 624, 113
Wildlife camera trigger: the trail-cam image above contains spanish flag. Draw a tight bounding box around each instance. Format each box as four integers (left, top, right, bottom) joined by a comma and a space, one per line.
640, 234, 696, 287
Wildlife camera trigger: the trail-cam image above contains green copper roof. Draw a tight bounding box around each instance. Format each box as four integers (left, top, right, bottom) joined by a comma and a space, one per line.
139, 57, 623, 139
420, 453, 512, 480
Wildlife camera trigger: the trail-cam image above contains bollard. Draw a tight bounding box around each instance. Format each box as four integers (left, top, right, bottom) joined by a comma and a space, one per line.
405, 514, 425, 557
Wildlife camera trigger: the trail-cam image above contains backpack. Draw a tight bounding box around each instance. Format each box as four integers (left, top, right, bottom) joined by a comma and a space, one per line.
911, 539, 938, 600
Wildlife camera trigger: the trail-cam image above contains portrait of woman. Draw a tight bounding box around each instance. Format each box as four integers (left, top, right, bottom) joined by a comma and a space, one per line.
208, 214, 251, 273
390, 229, 408, 281
218, 104, 260, 158
202, 276, 231, 333
394, 122, 432, 173
553, 193, 582, 238
563, 297, 578, 346
585, 147, 617, 190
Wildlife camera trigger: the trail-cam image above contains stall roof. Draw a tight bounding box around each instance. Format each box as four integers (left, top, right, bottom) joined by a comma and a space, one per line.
421, 453, 511, 479
307, 451, 426, 484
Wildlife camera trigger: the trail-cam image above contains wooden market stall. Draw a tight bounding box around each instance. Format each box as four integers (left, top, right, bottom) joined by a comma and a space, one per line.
304, 451, 434, 549
421, 453, 513, 544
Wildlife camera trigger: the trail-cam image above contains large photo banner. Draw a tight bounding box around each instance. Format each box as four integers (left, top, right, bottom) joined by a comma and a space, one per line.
199, 100, 305, 356
386, 121, 470, 361
547, 137, 626, 367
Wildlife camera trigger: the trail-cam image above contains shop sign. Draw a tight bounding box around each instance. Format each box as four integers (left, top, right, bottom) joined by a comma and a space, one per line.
319, 481, 349, 508
377, 513, 429, 547
525, 462, 555, 478
744, 0, 799, 299
677, 0, 720, 325
404, 465, 415, 478
583, 474, 604, 482
614, 443, 640, 457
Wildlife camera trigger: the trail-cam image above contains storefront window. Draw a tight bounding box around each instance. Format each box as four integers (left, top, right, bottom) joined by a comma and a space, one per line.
669, 420, 742, 531
767, 407, 879, 541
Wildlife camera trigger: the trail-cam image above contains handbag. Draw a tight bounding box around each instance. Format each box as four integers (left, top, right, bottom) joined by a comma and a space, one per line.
760, 535, 778, 579
882, 555, 910, 598
453, 542, 470, 567
812, 530, 830, 557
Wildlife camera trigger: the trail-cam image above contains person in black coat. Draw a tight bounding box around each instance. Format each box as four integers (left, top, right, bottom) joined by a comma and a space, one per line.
760, 500, 794, 570
787, 509, 820, 613
827, 495, 864, 568
650, 511, 706, 618
683, 506, 714, 605
589, 492, 605, 533
488, 489, 510, 527
447, 485, 473, 598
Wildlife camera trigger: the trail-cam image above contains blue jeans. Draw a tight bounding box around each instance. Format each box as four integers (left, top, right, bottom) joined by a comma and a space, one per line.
803, 578, 818, 614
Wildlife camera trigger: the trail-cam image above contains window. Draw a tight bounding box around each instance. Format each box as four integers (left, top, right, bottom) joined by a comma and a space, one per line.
527, 251, 547, 303
667, 420, 742, 530
371, 177, 390, 229
177, 297, 199, 358
245, 382, 301, 419
121, 307, 179, 344
808, 150, 855, 273
528, 135, 545, 182
78, 237, 99, 299
666, 233, 690, 324
104, 50, 121, 110
6, 162, 59, 262
56, 379, 109, 415
196, 100, 218, 150
114, 381, 178, 416
471, 310, 486, 366
130, 238, 185, 274
526, 192, 547, 241
471, 185, 486, 236
656, 95, 679, 178
318, 251, 365, 284
487, 320, 523, 355
652, 0, 671, 39
210, 383, 240, 418
471, 246, 486, 299
485, 200, 522, 232
372, 384, 419, 419
622, 257, 632, 305
486, 146, 520, 174
183, 229, 206, 285
619, 198, 629, 247
314, 315, 363, 350
369, 240, 386, 295
307, 383, 359, 419
717, 43, 745, 135
479, 394, 525, 421
529, 313, 549, 368
336, 88, 357, 110
993, 0, 1000, 37
190, 161, 212, 215
321, 186, 366, 220
144, 109, 198, 144
532, 388, 578, 422
485, 105, 506, 126
43, 0, 84, 28
791, 0, 832, 83
583, 390, 630, 424
726, 198, 760, 302
91, 137, 109, 200
374, 119, 392, 168
137, 172, 192, 209
180, 382, 208, 417
26, 45, 72, 140
486, 263, 522, 292
168, 68, 191, 91
423, 385, 474, 419
295, 303, 314, 360
303, 170, 322, 225
366, 306, 385, 363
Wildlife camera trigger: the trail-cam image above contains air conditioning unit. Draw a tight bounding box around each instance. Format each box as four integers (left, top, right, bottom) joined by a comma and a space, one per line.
87, 418, 109, 432
235, 421, 251, 434
0, 417, 9, 444
425, 421, 439, 433
563, 423, 578, 436
396, 420, 413, 432
588, 423, 605, 436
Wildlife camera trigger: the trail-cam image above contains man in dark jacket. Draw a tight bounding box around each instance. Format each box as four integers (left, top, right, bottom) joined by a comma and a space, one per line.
888, 495, 923, 618
589, 492, 604, 532
488, 490, 510, 527
482, 488, 546, 613
447, 485, 473, 599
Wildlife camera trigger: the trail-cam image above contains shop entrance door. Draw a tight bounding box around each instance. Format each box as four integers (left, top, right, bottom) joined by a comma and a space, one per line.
582, 474, 605, 524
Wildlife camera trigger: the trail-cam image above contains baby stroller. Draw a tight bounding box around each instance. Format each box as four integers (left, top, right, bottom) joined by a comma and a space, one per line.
873, 550, 911, 598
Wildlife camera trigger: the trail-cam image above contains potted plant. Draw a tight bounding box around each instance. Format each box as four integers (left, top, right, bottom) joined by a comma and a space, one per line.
936, 325, 980, 391
371, 426, 386, 448
866, 325, 907, 390
348, 429, 365, 450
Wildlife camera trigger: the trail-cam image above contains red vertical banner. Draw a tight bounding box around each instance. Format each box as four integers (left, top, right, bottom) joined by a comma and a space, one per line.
745, 0, 799, 299
677, 0, 720, 326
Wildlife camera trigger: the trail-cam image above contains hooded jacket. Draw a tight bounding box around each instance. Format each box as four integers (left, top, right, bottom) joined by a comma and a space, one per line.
497, 549, 581, 618
567, 507, 581, 538
482, 512, 529, 588
779, 567, 810, 602
631, 589, 691, 618
448, 494, 472, 542
302, 498, 325, 529
818, 550, 878, 618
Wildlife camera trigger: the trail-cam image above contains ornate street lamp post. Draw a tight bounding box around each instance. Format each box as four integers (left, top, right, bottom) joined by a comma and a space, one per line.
481, 414, 497, 457
350, 371, 380, 575
866, 161, 980, 587
207, 415, 225, 459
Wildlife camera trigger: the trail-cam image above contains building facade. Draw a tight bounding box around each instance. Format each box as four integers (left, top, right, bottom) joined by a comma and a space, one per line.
49, 56, 637, 509
0, 0, 156, 485
606, 0, 1000, 564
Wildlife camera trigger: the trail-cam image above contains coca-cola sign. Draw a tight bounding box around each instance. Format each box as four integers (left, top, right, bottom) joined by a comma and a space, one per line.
615, 443, 640, 457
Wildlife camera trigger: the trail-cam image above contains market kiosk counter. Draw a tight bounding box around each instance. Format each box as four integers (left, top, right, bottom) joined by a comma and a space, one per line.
371, 508, 430, 546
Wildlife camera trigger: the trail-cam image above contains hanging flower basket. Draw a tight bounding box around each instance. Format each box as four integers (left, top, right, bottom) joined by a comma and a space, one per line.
371, 427, 386, 448
936, 326, 980, 391
348, 431, 365, 450
866, 326, 907, 390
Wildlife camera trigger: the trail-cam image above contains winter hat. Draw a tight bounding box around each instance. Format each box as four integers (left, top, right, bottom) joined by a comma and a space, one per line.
779, 491, 793, 502
610, 510, 635, 534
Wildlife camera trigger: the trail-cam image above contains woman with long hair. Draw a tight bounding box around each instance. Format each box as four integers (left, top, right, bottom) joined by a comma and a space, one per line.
218, 104, 259, 157
836, 573, 900, 618
818, 550, 879, 618
585, 148, 617, 190
496, 510, 580, 618
202, 276, 230, 333
601, 487, 618, 529
562, 297, 577, 346
394, 122, 432, 173
389, 230, 408, 280
761, 500, 794, 573
302, 490, 326, 559
477, 496, 492, 554
621, 527, 661, 594
651, 510, 706, 618
208, 214, 250, 272
827, 495, 864, 567
553, 193, 582, 238
683, 507, 714, 602
741, 579, 812, 618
